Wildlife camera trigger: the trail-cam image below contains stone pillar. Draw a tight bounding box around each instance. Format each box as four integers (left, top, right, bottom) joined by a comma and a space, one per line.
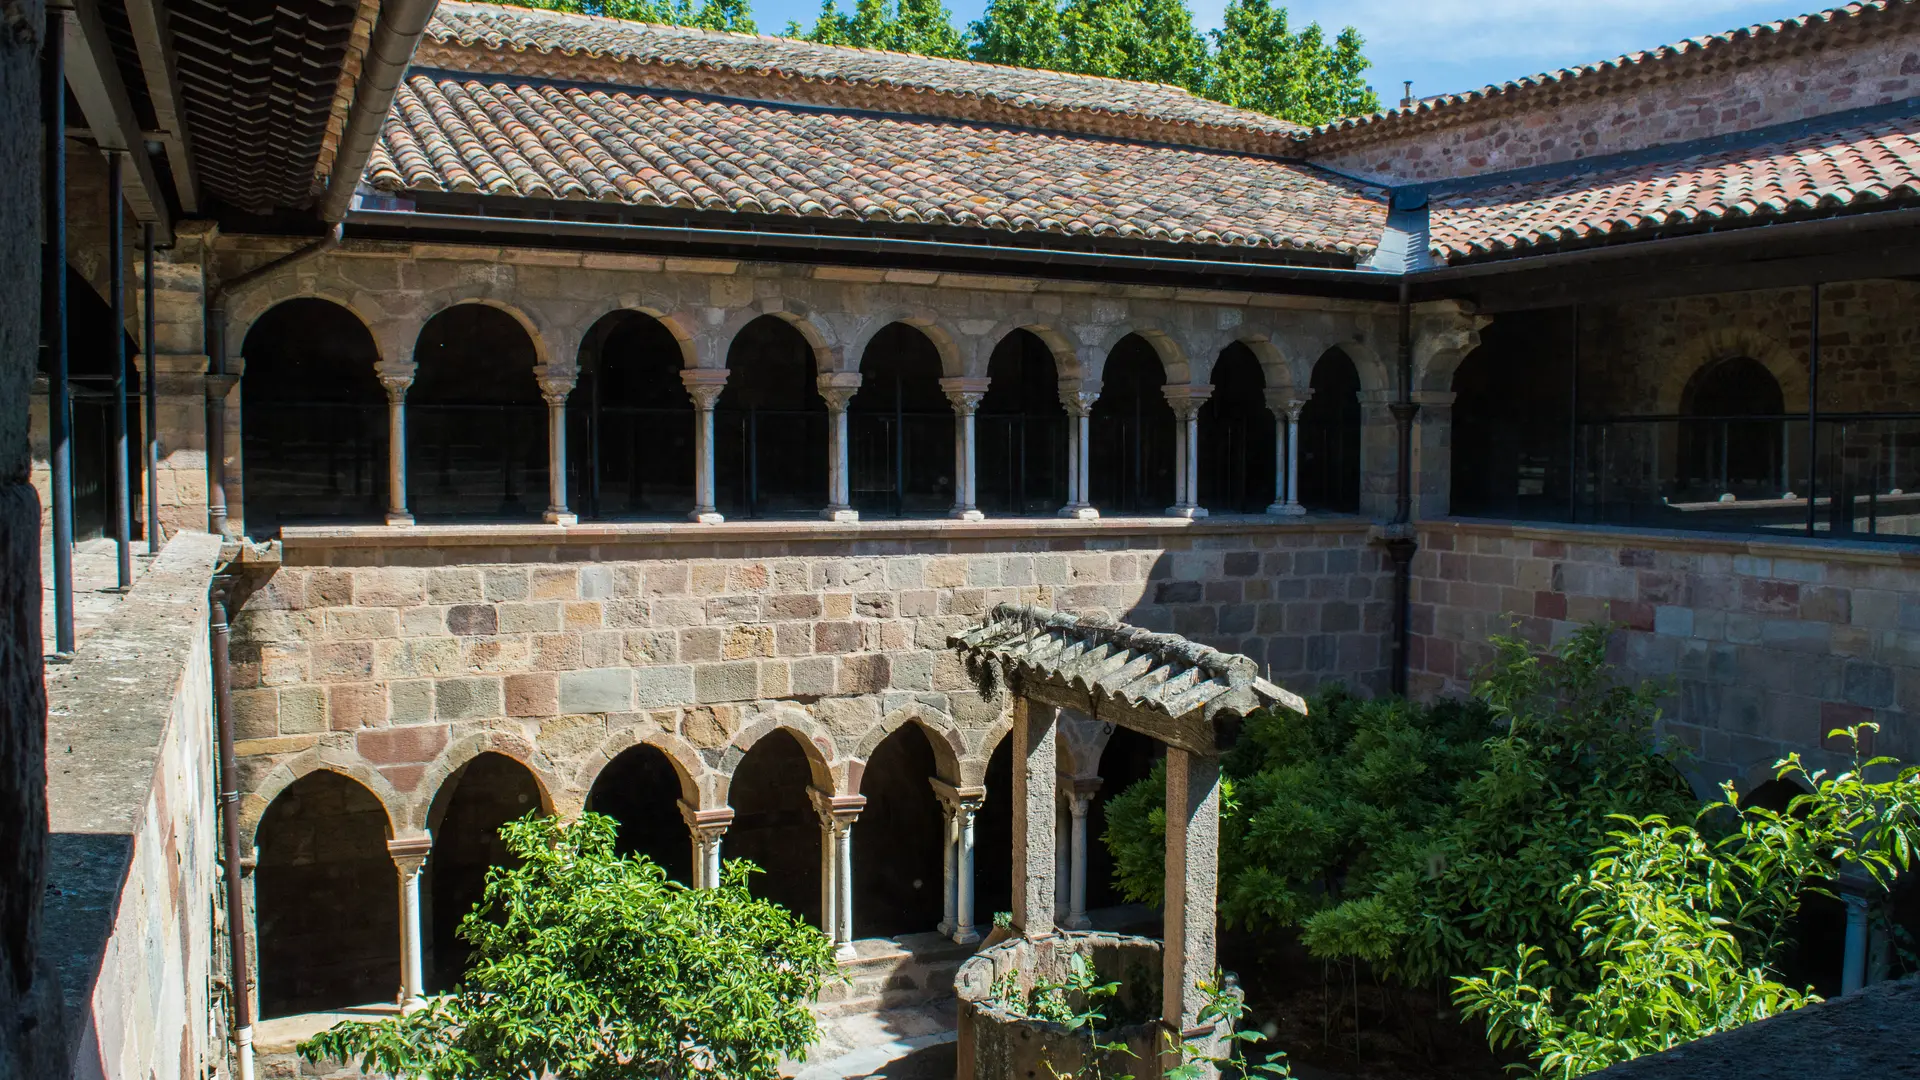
1010, 696, 1059, 936
1411, 389, 1456, 519
931, 780, 987, 943
679, 802, 733, 888
389, 836, 432, 1011
538, 371, 577, 525
378, 369, 414, 525
1358, 390, 1401, 520
1843, 892, 1870, 994
1066, 778, 1100, 931
810, 789, 865, 960
817, 373, 862, 522
1161, 748, 1221, 1062
681, 369, 728, 524
1163, 385, 1211, 518
940, 376, 990, 520
1267, 391, 1310, 516
1057, 382, 1099, 519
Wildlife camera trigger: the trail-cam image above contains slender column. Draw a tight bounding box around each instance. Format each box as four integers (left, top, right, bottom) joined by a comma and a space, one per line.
956, 793, 980, 942
810, 789, 865, 960
1164, 385, 1211, 518
379, 370, 414, 525
1162, 748, 1222, 1070
931, 779, 986, 942
389, 837, 432, 1011
1055, 794, 1072, 922
681, 369, 728, 523
1269, 393, 1310, 516
1843, 892, 1870, 994
941, 377, 990, 520
818, 373, 862, 522
1066, 779, 1100, 931
679, 802, 733, 888
538, 372, 577, 525
1010, 696, 1060, 935
937, 799, 959, 936
1057, 382, 1100, 519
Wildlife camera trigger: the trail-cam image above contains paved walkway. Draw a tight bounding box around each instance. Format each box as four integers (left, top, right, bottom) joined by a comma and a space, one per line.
41, 536, 160, 657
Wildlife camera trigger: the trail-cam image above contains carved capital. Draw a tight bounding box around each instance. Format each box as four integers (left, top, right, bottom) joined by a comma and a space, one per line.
929, 779, 987, 819
808, 787, 866, 829
388, 835, 432, 875
816, 371, 863, 413
1161, 383, 1213, 420
678, 801, 735, 841
1265, 387, 1310, 419
1057, 379, 1101, 418
680, 368, 729, 411
378, 372, 413, 399
939, 376, 991, 417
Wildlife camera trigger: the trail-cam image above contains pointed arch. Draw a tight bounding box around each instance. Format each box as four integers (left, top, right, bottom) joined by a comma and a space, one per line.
851, 704, 965, 787
717, 710, 839, 802
577, 725, 710, 809
240, 756, 402, 853
410, 730, 558, 834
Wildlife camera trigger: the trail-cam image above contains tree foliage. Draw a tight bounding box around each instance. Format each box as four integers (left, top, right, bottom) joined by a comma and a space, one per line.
787, 0, 965, 57
1205, 0, 1376, 124
512, 0, 757, 33
298, 813, 835, 1080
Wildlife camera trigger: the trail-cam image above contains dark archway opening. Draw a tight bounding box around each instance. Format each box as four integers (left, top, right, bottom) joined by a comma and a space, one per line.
852, 724, 946, 938
1450, 308, 1574, 520
851, 324, 954, 517
1299, 349, 1361, 512
240, 298, 386, 538
1090, 335, 1175, 514
585, 744, 693, 883
717, 316, 827, 517
978, 330, 1067, 515
574, 311, 692, 520
44, 264, 143, 542
1197, 344, 1276, 514
409, 305, 545, 521
726, 731, 822, 925
425, 754, 542, 993
255, 772, 396, 1018
1086, 725, 1163, 911
974, 736, 1014, 924
1744, 778, 1845, 997
1680, 356, 1786, 502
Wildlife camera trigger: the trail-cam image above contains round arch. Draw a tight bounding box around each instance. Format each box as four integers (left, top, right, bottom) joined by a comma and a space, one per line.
844, 311, 965, 378
714, 301, 840, 373
716, 315, 829, 518
1661, 326, 1808, 415
1299, 347, 1363, 512
717, 712, 839, 803
241, 758, 403, 854
851, 705, 966, 787
577, 726, 709, 810
722, 724, 826, 924
1089, 333, 1176, 513
851, 322, 955, 517
585, 743, 697, 885
1082, 322, 1191, 386
406, 730, 558, 834
575, 308, 696, 519
1198, 342, 1277, 513
409, 303, 547, 521
977, 318, 1079, 381
851, 722, 946, 937
423, 752, 545, 992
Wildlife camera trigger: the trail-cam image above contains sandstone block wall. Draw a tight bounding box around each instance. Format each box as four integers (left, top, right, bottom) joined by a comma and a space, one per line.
1410, 521, 1920, 791
228, 521, 1388, 838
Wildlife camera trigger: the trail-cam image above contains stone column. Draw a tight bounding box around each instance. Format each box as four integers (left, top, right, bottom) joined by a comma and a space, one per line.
940, 376, 990, 520
1843, 891, 1870, 994
1267, 391, 1310, 515
1057, 382, 1099, 519
389, 836, 432, 1011
1010, 696, 1059, 935
1066, 778, 1101, 931
681, 369, 728, 524
1161, 748, 1221, 1063
678, 802, 733, 888
1163, 385, 1211, 518
538, 371, 578, 525
931, 780, 987, 943
378, 369, 414, 525
817, 373, 862, 522
810, 789, 865, 960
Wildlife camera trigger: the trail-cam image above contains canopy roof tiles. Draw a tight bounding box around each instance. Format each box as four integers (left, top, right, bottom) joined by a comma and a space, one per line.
1429, 114, 1920, 259
369, 73, 1388, 254
950, 604, 1305, 755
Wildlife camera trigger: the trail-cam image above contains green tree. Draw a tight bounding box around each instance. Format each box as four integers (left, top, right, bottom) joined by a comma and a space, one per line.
790, 0, 966, 56
299, 813, 834, 1080
1206, 0, 1377, 124
1056, 0, 1207, 91
515, 0, 756, 33
965, 0, 1062, 69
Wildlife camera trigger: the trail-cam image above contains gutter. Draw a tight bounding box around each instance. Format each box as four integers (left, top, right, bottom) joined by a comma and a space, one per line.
317, 0, 440, 224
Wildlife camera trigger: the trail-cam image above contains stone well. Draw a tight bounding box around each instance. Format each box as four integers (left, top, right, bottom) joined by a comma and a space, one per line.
954, 933, 1169, 1080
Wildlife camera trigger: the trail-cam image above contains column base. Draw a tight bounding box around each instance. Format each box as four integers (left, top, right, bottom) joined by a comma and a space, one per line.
544, 510, 579, 525
1266, 502, 1307, 517
949, 507, 986, 521
1057, 505, 1099, 520
1062, 914, 1093, 932
952, 927, 981, 946
822, 507, 859, 523
384, 511, 414, 526
833, 942, 860, 963
937, 919, 955, 938
1165, 505, 1209, 519
690, 509, 725, 524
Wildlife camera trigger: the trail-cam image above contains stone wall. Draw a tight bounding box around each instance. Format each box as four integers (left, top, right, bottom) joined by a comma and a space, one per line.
1305, 11, 1920, 185
228, 519, 1387, 845
39, 532, 224, 1080
1409, 520, 1920, 791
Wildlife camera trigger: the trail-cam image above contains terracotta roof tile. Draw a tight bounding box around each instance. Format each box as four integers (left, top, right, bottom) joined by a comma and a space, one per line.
1429, 114, 1920, 259
369, 73, 1387, 255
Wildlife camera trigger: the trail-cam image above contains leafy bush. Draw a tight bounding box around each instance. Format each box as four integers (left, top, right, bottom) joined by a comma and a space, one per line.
299, 813, 835, 1080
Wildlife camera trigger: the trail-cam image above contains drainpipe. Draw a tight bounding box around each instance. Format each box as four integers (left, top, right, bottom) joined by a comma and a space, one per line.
315, 0, 438, 223
1385, 277, 1419, 697
203, 223, 341, 535
210, 576, 254, 1080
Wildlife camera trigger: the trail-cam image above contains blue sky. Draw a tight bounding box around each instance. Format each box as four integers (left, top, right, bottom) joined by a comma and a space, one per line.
749, 0, 1838, 99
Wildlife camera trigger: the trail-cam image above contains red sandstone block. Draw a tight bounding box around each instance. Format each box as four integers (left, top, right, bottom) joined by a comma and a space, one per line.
1532, 540, 1565, 559
358, 723, 449, 766
1535, 591, 1568, 620
1740, 579, 1801, 615
328, 683, 385, 731
1610, 600, 1656, 633
506, 673, 559, 716
381, 764, 427, 792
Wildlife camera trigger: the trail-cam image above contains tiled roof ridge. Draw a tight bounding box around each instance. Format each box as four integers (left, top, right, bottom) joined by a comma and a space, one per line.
425, 1, 1306, 156
1303, 1, 1916, 152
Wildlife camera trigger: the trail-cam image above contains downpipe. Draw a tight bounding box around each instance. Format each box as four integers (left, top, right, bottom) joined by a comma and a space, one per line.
211, 576, 255, 1080
1385, 277, 1420, 697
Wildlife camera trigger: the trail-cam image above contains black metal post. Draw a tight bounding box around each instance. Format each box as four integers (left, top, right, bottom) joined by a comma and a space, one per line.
1567, 305, 1579, 523
1807, 282, 1821, 536
144, 223, 159, 554
44, 9, 74, 656
109, 152, 132, 589
1386, 276, 1420, 697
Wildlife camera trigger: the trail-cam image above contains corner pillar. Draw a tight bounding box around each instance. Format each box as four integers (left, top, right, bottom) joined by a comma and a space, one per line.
681, 369, 728, 523
1161, 748, 1220, 1066
388, 836, 432, 1011
1410, 389, 1456, 519
817, 373, 861, 522
1010, 696, 1059, 935
940, 376, 990, 520
1057, 382, 1099, 519
679, 802, 733, 888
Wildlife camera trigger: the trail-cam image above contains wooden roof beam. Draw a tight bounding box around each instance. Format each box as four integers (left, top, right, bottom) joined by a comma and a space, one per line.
122, 0, 199, 213
64, 0, 174, 240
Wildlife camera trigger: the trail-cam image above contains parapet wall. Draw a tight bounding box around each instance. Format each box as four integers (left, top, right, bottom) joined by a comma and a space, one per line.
39, 533, 225, 1080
